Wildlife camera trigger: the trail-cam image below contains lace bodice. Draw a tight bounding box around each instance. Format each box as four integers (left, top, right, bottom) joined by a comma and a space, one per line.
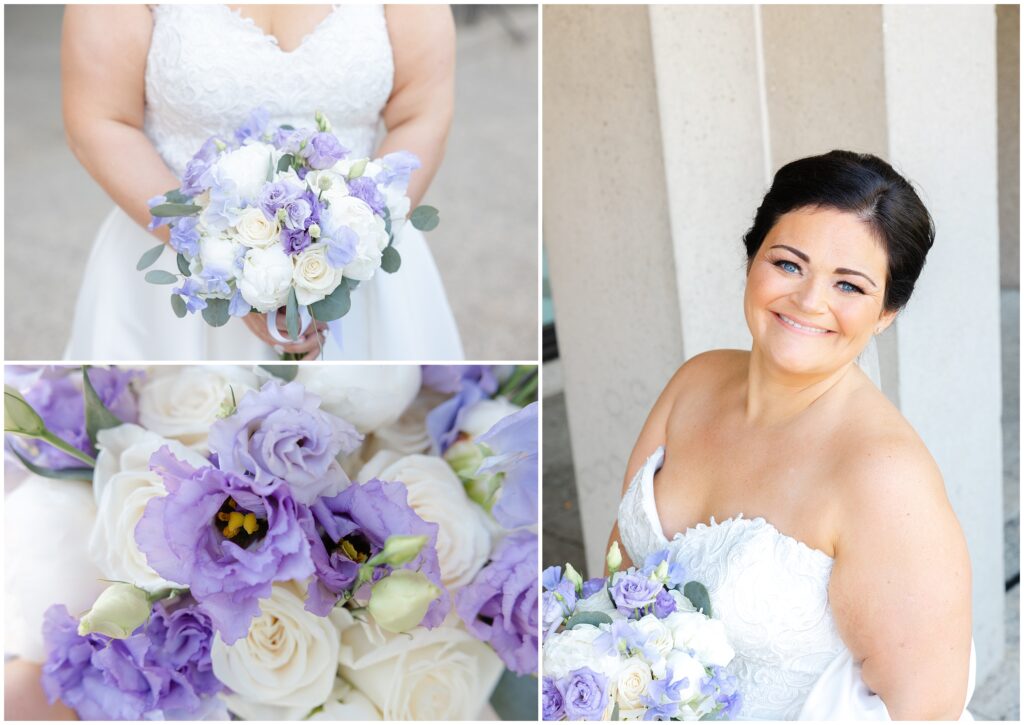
617, 447, 846, 720
144, 4, 393, 176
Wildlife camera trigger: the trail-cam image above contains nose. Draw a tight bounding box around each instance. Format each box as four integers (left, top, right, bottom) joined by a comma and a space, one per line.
792, 276, 829, 314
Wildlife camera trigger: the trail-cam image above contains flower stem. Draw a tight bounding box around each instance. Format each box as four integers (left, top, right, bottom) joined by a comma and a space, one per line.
39, 432, 96, 467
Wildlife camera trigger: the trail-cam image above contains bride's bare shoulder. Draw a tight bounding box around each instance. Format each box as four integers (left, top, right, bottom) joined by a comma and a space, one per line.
659, 348, 748, 405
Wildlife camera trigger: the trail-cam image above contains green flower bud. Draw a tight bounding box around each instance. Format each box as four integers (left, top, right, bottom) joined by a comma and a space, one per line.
368, 570, 440, 633
4, 385, 46, 437
606, 542, 623, 574
315, 110, 332, 133
317, 176, 333, 191
78, 583, 152, 639
308, 223, 321, 239
564, 563, 584, 594
214, 139, 227, 152
366, 534, 428, 568
445, 440, 485, 481
277, 208, 288, 223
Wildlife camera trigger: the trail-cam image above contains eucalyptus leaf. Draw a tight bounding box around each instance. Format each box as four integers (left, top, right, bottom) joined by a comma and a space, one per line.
344, 278, 361, 291
145, 270, 178, 285
279, 124, 295, 131
259, 365, 299, 382
285, 288, 300, 341
9, 448, 92, 481
409, 205, 439, 232
565, 611, 613, 629
383, 214, 392, 237
201, 298, 230, 327
149, 203, 202, 217
170, 294, 187, 318
176, 253, 191, 276
277, 153, 295, 173
309, 284, 351, 322
684, 581, 713, 617
136, 243, 165, 271
612, 704, 621, 721
488, 669, 538, 721
381, 246, 401, 274
266, 151, 275, 182
162, 189, 191, 204
83, 366, 123, 447
347, 159, 367, 179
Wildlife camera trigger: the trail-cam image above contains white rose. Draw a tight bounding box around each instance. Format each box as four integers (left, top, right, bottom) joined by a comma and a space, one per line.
665, 611, 735, 668
88, 424, 209, 591
308, 679, 380, 721
212, 581, 341, 720
384, 185, 411, 245
4, 475, 107, 662
234, 206, 280, 249
292, 243, 344, 306
329, 197, 389, 281
615, 657, 653, 710
238, 245, 293, 312
306, 170, 349, 210
198, 234, 240, 280
542, 624, 619, 680
293, 366, 420, 434
358, 452, 492, 590
664, 651, 709, 702
137, 366, 260, 452
215, 142, 277, 202
459, 397, 522, 439
632, 614, 675, 662
338, 612, 503, 721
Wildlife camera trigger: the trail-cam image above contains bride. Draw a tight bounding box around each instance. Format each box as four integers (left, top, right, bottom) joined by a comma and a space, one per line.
610, 151, 975, 719
61, 4, 463, 361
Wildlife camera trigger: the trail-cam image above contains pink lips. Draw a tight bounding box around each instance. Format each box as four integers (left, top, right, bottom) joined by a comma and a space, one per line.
772, 311, 835, 336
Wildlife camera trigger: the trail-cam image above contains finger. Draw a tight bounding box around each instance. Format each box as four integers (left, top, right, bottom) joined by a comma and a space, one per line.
302, 347, 322, 361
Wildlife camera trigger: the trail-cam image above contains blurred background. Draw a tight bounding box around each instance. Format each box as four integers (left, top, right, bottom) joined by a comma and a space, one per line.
4, 4, 538, 361
542, 4, 1018, 718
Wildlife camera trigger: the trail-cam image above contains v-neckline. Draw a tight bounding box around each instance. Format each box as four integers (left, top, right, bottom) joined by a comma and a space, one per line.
222, 4, 339, 55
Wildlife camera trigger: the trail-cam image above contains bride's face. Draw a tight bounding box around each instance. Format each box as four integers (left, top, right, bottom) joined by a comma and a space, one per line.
743, 206, 897, 376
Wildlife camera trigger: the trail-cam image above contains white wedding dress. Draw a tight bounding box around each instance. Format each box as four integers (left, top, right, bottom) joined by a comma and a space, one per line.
618, 446, 977, 721
64, 4, 463, 361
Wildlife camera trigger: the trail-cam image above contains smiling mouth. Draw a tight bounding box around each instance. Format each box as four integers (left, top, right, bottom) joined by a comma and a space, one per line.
773, 312, 834, 335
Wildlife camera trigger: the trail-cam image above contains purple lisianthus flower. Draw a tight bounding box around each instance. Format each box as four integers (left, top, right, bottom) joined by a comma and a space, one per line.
168, 216, 200, 257
346, 176, 386, 216
610, 572, 662, 616
6, 367, 140, 470
234, 107, 270, 144
478, 402, 538, 529
421, 365, 500, 395
456, 531, 538, 675
282, 227, 311, 255
562, 667, 609, 720
581, 577, 605, 598
654, 589, 677, 618
282, 196, 312, 230
180, 136, 223, 196
208, 380, 362, 505
303, 478, 448, 623
377, 150, 421, 189
542, 677, 566, 721
172, 278, 208, 314
302, 131, 348, 169
258, 180, 300, 221
40, 598, 224, 720
136, 447, 315, 643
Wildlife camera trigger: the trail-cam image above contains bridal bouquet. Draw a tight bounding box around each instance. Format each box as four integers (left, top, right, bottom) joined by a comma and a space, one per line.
4, 364, 538, 720
542, 545, 740, 720
135, 108, 439, 342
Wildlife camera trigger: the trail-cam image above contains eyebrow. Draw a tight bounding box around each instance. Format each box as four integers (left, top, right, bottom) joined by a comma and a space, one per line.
769, 245, 878, 288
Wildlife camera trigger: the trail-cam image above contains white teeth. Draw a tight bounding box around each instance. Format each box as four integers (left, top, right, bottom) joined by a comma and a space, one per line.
778, 314, 830, 334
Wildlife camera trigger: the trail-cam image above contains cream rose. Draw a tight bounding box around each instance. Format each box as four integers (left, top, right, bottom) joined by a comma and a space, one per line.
238, 245, 294, 312
89, 424, 208, 591
137, 366, 260, 451
212, 581, 342, 720
329, 197, 389, 281
292, 243, 344, 305
308, 679, 381, 721
234, 206, 280, 249
293, 365, 420, 434
338, 613, 503, 721
358, 452, 492, 590
5, 475, 107, 662
615, 657, 653, 710
215, 142, 278, 202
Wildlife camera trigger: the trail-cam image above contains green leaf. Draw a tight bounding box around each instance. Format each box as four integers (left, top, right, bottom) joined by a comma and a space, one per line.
564, 611, 613, 629
277, 153, 295, 173
309, 284, 351, 322
488, 669, 538, 721
286, 288, 300, 341
279, 124, 295, 131
176, 253, 191, 277
383, 212, 392, 237
380, 246, 401, 274
409, 205, 440, 232
149, 203, 202, 217
201, 298, 230, 327
344, 278, 361, 291
170, 293, 187, 318
135, 243, 165, 271
162, 189, 191, 204
347, 159, 368, 179
259, 365, 299, 382
145, 270, 178, 285
612, 703, 621, 721
266, 151, 275, 182
684, 581, 713, 618
83, 366, 123, 447
9, 447, 92, 481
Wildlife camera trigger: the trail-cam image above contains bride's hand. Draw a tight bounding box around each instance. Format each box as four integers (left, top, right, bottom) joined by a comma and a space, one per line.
242, 310, 328, 360
5, 659, 77, 720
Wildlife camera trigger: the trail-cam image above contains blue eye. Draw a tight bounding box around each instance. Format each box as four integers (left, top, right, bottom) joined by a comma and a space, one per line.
837, 280, 864, 294
774, 260, 800, 274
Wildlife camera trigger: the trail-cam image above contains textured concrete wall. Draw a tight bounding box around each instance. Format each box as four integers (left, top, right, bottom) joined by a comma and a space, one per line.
543, 5, 685, 576
882, 4, 1004, 683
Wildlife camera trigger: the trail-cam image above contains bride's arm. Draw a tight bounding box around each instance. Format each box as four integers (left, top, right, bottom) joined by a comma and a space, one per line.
379, 5, 455, 210
61, 5, 178, 243
5, 659, 77, 720
829, 438, 973, 720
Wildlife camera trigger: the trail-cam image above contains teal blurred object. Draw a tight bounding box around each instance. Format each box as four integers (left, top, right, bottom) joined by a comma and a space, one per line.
489, 668, 538, 720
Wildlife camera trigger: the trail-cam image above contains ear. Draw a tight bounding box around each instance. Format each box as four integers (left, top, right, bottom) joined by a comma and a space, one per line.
875, 308, 898, 335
